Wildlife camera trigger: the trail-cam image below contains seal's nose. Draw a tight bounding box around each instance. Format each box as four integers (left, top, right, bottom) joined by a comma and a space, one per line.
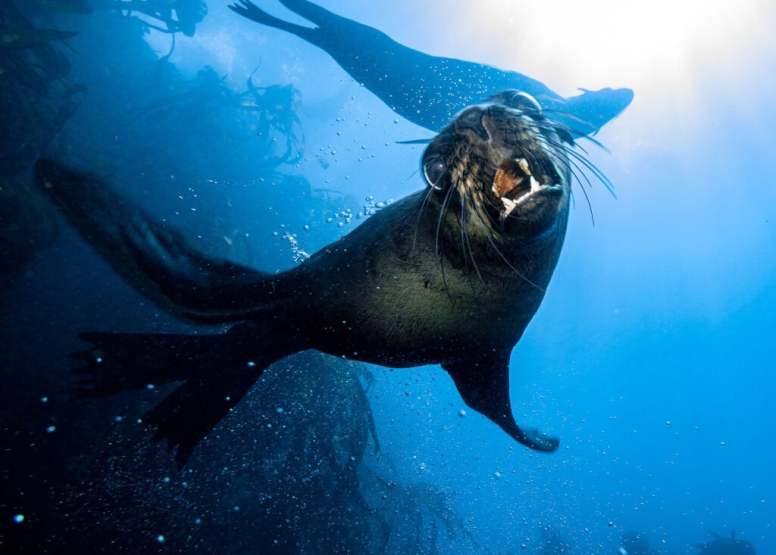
456, 106, 489, 140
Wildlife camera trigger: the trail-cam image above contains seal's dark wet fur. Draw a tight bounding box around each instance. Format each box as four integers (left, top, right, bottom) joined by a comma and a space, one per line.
36, 92, 595, 467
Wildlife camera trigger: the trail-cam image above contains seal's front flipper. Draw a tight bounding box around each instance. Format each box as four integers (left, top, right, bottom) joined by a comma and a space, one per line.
443, 353, 559, 453
74, 322, 299, 468
34, 158, 275, 323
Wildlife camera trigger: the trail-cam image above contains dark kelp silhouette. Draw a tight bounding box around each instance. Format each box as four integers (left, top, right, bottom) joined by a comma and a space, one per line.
94, 0, 207, 37
619, 531, 660, 555
539, 526, 571, 555
0, 0, 84, 295
696, 530, 756, 555
229, 0, 634, 136
63, 351, 482, 553
138, 65, 305, 170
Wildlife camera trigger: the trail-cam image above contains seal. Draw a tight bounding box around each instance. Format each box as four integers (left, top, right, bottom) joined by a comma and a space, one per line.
36, 91, 578, 467
229, 0, 634, 136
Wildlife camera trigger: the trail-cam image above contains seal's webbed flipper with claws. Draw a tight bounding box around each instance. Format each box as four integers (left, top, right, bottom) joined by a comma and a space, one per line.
444, 354, 559, 453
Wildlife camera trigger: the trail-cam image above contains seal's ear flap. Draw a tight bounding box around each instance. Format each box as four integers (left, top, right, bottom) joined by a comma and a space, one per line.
443, 352, 559, 453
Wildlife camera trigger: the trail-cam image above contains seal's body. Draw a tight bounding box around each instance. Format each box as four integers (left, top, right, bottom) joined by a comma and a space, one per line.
37, 92, 573, 466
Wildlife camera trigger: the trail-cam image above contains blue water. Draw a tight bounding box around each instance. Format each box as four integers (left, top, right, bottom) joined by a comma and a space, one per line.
1, 1, 774, 554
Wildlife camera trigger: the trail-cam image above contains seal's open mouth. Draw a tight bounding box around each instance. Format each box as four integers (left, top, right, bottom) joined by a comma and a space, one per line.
490, 157, 563, 221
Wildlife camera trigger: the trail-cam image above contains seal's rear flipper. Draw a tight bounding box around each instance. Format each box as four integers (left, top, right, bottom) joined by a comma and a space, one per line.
74, 323, 299, 468
73, 332, 230, 395
443, 353, 559, 453
144, 365, 264, 468
34, 158, 278, 323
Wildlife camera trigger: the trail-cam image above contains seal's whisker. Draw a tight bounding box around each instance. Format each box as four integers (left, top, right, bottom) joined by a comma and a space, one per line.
556, 142, 610, 188
556, 153, 597, 225
547, 138, 615, 198
460, 193, 485, 287
413, 186, 436, 251
542, 110, 612, 150
458, 200, 482, 299
463, 188, 543, 292
575, 174, 595, 226
435, 185, 456, 303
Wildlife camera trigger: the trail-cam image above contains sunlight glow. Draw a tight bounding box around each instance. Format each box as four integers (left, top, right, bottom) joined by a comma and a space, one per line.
450, 0, 772, 97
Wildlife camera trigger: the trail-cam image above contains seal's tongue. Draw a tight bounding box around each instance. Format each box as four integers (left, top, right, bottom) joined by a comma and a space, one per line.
492, 158, 542, 219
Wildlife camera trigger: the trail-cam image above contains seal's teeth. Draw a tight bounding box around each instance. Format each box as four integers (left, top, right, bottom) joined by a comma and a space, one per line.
530, 175, 541, 191
516, 158, 531, 175
501, 197, 516, 215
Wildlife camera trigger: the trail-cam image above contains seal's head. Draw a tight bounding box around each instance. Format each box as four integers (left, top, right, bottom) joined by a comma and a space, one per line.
421, 90, 574, 247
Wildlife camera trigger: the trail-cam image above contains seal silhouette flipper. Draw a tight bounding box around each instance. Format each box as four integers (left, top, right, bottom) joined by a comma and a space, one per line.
444, 352, 559, 452
229, 0, 634, 135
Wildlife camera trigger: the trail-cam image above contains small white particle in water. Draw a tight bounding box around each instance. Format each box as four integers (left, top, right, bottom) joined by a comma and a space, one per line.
494, 471, 501, 479
41, 397, 48, 403
666, 421, 671, 426
225, 396, 230, 401
267, 424, 272, 428
459, 410, 466, 417
195, 518, 202, 524
46, 426, 56, 433
276, 407, 284, 414
95, 357, 103, 363
115, 416, 122, 422
136, 418, 143, 424
303, 225, 309, 231
163, 476, 170, 483
146, 384, 155, 390
157, 535, 165, 543
233, 506, 240, 512
247, 361, 256, 367
14, 514, 24, 523
326, 217, 333, 223
720, 441, 726, 446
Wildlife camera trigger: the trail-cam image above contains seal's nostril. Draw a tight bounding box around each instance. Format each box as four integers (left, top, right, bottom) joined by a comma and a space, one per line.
456, 106, 489, 140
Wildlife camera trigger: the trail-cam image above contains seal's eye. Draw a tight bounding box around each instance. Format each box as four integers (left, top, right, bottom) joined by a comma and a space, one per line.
509, 91, 543, 120
423, 157, 448, 192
